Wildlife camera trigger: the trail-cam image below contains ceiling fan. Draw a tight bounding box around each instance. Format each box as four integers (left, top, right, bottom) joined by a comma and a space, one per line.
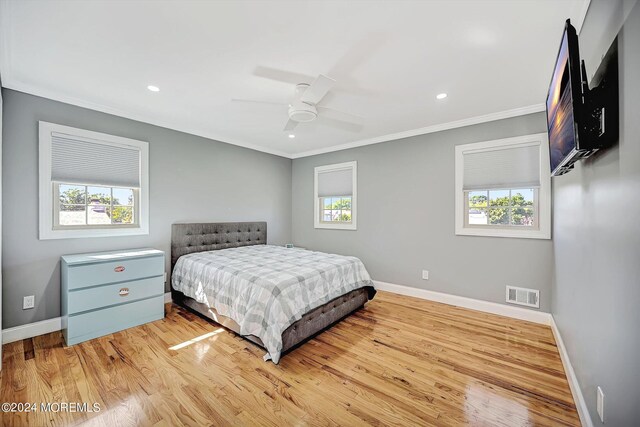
232, 74, 364, 133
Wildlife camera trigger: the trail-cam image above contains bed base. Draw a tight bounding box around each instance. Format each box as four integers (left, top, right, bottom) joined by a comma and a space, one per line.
170, 221, 376, 359
171, 287, 374, 354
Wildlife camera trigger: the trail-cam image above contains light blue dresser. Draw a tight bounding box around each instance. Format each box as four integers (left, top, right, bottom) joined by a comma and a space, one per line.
61, 248, 165, 346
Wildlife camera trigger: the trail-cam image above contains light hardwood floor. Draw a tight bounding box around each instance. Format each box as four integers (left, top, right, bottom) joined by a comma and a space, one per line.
0, 291, 580, 426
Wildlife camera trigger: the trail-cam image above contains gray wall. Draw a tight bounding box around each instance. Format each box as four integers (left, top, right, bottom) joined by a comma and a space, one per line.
552, 0, 640, 425
292, 112, 554, 310
0, 77, 3, 358
2, 89, 292, 329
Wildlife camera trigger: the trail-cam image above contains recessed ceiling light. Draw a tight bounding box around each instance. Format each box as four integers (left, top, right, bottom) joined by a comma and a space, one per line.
147, 85, 160, 92
436, 93, 448, 100
288, 134, 295, 139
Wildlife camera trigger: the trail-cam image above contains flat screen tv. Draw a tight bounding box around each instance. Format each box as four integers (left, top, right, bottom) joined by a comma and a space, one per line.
546, 19, 619, 176
546, 20, 588, 176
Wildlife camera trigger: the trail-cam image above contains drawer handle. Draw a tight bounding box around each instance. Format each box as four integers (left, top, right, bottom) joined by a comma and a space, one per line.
114, 266, 126, 272
119, 288, 130, 297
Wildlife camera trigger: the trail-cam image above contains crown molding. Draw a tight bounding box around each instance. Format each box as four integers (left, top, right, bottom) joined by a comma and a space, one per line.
3, 77, 545, 160
290, 103, 546, 158
1, 79, 293, 159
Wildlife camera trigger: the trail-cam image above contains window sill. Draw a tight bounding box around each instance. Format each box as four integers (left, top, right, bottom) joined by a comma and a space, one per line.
39, 226, 149, 240
314, 222, 357, 231
455, 226, 550, 240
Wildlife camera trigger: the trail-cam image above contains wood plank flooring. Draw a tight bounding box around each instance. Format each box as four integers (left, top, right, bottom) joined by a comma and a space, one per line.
0, 291, 580, 426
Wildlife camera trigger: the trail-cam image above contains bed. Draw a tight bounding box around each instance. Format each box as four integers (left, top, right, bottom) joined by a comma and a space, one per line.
170, 222, 375, 363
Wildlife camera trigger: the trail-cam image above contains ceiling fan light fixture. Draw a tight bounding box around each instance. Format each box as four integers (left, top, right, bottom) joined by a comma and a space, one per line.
288, 101, 318, 123
436, 93, 448, 100
289, 110, 317, 123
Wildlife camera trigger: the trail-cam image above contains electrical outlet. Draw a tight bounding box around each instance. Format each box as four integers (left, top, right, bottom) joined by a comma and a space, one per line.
23, 295, 35, 310
597, 386, 605, 423
422, 270, 429, 280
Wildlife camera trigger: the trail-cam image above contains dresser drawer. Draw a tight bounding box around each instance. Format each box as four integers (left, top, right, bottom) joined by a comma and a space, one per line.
68, 276, 164, 314
66, 295, 164, 345
67, 255, 164, 290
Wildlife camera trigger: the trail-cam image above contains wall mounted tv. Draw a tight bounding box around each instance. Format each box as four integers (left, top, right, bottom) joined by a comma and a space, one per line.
546, 19, 618, 176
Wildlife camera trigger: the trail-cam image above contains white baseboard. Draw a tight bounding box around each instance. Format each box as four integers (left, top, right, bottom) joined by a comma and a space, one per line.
550, 316, 593, 427
2, 317, 62, 344
373, 280, 552, 325
2, 292, 173, 344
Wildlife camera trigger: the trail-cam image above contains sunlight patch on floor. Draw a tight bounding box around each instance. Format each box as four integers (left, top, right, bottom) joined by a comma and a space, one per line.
169, 328, 225, 351
463, 383, 530, 425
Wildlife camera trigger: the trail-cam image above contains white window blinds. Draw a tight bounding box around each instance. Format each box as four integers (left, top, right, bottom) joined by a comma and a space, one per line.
462, 143, 541, 191
51, 133, 141, 188
317, 168, 353, 197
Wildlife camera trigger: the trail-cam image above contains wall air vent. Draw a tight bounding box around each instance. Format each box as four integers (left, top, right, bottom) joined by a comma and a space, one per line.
506, 286, 540, 308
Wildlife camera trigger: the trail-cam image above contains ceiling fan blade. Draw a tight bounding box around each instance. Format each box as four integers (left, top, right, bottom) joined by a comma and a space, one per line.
231, 98, 287, 107
329, 33, 386, 78
317, 106, 364, 125
253, 66, 315, 85
316, 115, 363, 133
300, 74, 336, 105
283, 119, 299, 132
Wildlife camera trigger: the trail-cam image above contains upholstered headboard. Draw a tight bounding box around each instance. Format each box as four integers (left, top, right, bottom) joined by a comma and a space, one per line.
171, 222, 267, 270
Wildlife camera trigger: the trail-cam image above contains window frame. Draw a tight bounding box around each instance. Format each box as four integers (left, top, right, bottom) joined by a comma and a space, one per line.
314, 161, 357, 230
454, 133, 551, 239
39, 121, 149, 240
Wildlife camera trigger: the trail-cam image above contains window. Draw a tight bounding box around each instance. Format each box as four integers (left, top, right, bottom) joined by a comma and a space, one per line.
56, 184, 137, 228
39, 122, 149, 239
455, 133, 551, 239
314, 161, 357, 230
466, 189, 537, 227
320, 196, 353, 223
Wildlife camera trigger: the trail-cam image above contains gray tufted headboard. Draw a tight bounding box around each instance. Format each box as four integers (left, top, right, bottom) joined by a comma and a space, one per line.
171, 222, 267, 270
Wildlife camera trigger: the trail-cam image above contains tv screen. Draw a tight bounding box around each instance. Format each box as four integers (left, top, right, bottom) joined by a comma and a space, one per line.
546, 21, 582, 175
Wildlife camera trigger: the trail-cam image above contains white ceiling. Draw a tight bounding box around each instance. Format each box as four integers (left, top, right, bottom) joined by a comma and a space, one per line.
0, 0, 588, 158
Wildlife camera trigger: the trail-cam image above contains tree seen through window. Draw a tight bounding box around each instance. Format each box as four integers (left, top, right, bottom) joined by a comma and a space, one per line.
468, 189, 534, 226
